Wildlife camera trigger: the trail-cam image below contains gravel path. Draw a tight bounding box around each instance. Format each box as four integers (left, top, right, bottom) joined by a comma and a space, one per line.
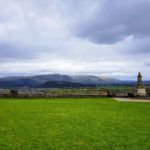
114, 98, 150, 103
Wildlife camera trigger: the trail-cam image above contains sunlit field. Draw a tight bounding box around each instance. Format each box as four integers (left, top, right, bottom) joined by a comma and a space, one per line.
0, 98, 150, 150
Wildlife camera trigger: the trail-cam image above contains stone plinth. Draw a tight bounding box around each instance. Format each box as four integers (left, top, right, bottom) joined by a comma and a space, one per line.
137, 87, 146, 97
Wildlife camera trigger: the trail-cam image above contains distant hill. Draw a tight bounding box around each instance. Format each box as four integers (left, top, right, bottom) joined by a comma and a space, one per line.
0, 74, 149, 88
40, 81, 96, 88
71, 75, 123, 84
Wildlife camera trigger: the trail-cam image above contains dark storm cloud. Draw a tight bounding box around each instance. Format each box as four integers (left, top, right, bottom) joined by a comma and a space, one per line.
73, 0, 150, 44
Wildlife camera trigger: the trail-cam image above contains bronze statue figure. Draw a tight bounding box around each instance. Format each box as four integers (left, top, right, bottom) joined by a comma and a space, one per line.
137, 72, 146, 97
137, 72, 144, 87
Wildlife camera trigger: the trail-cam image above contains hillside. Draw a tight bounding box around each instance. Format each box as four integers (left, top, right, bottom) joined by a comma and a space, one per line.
0, 74, 148, 88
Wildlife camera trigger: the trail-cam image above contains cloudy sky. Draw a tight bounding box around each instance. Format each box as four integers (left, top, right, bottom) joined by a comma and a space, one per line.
0, 0, 150, 80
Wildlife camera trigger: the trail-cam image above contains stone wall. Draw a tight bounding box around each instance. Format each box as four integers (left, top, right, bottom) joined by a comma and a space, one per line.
0, 88, 148, 98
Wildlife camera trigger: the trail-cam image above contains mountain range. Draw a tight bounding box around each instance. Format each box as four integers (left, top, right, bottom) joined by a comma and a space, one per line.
0, 74, 149, 88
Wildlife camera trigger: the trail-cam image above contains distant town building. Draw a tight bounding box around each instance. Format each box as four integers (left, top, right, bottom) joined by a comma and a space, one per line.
137, 72, 146, 97
0, 89, 11, 97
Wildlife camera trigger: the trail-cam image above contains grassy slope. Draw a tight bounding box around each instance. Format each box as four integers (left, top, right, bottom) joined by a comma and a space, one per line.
0, 98, 150, 150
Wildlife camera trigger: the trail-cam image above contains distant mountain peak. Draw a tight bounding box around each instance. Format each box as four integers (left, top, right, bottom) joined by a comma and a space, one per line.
0, 73, 135, 88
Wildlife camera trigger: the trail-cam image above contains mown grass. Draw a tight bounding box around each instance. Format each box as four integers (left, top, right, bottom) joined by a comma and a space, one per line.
0, 98, 150, 150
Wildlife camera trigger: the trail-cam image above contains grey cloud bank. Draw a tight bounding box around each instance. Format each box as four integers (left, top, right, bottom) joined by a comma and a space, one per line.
0, 0, 150, 80
73, 0, 150, 44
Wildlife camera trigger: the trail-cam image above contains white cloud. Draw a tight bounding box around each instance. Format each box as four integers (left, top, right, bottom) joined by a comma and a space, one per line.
0, 0, 149, 80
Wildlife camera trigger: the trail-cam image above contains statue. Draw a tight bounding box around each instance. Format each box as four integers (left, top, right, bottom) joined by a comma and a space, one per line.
137, 72, 144, 87
137, 72, 146, 97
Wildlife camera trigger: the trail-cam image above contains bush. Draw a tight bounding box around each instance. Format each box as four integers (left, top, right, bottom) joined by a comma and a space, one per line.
10, 89, 18, 97
128, 92, 134, 98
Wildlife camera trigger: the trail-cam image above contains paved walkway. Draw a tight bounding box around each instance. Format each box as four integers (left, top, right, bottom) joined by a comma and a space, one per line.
114, 98, 150, 103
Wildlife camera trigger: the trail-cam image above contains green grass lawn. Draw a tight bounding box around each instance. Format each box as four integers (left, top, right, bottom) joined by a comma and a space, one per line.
0, 98, 150, 150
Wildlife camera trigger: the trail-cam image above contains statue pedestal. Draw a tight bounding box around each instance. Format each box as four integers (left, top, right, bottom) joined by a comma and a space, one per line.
137, 87, 146, 97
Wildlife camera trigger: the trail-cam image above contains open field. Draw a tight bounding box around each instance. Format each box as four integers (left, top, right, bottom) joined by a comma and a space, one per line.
0, 98, 150, 150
